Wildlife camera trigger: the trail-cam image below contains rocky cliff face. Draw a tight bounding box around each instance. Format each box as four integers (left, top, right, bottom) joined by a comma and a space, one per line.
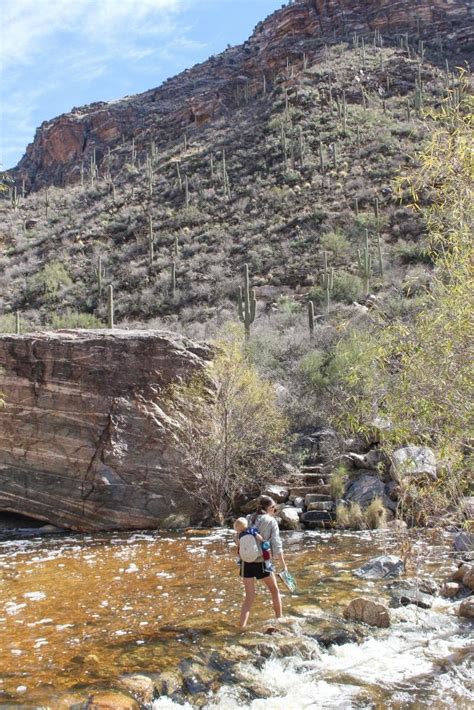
0, 330, 214, 531
13, 0, 472, 191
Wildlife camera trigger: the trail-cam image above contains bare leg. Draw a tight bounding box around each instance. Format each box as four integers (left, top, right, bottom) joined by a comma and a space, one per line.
262, 574, 282, 619
239, 577, 256, 629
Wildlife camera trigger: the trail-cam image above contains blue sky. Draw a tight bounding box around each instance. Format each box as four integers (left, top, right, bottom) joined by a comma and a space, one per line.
0, 0, 283, 169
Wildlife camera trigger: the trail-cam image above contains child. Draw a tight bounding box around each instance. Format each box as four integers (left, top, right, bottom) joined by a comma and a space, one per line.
233, 517, 274, 573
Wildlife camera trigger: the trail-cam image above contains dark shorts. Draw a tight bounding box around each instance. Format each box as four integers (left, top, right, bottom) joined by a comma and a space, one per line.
240, 561, 270, 579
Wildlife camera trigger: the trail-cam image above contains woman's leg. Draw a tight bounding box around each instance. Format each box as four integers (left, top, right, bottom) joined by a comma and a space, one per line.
262, 574, 282, 619
239, 577, 256, 629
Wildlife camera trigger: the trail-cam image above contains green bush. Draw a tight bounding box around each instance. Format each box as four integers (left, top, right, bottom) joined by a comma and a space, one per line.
34, 261, 72, 302
50, 311, 102, 329
332, 272, 363, 303
320, 231, 351, 258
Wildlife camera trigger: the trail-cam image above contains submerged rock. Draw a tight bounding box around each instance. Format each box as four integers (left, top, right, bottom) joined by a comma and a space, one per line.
117, 674, 155, 705
85, 691, 139, 709
354, 555, 404, 579
343, 597, 391, 628
389, 584, 433, 609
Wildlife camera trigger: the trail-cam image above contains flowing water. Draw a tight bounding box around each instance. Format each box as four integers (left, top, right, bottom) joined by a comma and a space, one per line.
0, 527, 472, 708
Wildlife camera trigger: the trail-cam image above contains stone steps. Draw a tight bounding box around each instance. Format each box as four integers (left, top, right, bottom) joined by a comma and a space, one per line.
306, 501, 334, 512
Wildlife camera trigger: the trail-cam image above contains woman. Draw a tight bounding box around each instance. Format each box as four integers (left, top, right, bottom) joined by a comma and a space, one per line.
238, 495, 287, 629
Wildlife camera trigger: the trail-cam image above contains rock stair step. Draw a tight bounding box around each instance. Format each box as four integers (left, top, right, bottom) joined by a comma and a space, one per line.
301, 465, 326, 473
304, 493, 332, 502
306, 501, 334, 512
301, 510, 335, 524
289, 486, 332, 497
303, 474, 333, 484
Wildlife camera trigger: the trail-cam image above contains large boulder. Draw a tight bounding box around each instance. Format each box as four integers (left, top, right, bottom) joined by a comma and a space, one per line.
390, 446, 437, 481
344, 473, 396, 511
343, 597, 390, 628
263, 485, 289, 503
453, 531, 474, 553
0, 330, 214, 531
354, 555, 404, 579
279, 506, 301, 529
294, 427, 343, 465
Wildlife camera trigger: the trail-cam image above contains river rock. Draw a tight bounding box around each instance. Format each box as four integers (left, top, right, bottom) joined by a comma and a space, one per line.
0, 330, 214, 531
390, 446, 437, 481
453, 531, 474, 552
279, 506, 301, 528
452, 562, 470, 582
441, 582, 462, 598
354, 555, 404, 579
343, 597, 391, 628
154, 670, 184, 696
117, 674, 155, 705
389, 583, 433, 609
462, 566, 474, 591
86, 691, 139, 709
263, 485, 289, 503
458, 597, 474, 619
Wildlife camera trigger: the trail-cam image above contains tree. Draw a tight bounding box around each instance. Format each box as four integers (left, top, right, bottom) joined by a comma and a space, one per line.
168, 335, 287, 524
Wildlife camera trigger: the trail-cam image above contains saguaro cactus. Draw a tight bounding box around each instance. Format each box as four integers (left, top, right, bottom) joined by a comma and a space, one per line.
238, 264, 256, 340
107, 284, 114, 329
358, 229, 372, 296
377, 232, 384, 279
321, 251, 334, 315
148, 215, 154, 265
308, 300, 315, 337
170, 261, 176, 297
15, 311, 21, 335
95, 255, 105, 297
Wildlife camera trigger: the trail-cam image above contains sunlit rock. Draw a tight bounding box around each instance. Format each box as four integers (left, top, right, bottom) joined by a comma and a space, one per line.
343, 597, 391, 628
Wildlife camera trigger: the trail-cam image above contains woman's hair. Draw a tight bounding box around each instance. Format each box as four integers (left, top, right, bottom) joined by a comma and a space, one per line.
258, 495, 276, 513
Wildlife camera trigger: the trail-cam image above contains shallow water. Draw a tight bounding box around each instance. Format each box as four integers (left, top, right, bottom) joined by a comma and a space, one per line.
0, 528, 472, 708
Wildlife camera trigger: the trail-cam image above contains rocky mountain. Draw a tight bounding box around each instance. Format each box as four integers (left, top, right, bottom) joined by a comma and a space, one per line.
0, 0, 472, 336
11, 0, 473, 191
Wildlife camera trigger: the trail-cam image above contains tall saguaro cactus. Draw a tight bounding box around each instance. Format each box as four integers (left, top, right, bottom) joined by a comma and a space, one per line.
308, 300, 315, 338
107, 284, 114, 329
148, 215, 154, 265
358, 229, 372, 296
95, 255, 105, 297
321, 251, 334, 315
238, 264, 256, 340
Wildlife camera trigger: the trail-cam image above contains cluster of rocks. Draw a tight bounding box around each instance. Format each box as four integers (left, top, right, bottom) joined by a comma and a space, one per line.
240, 424, 452, 530
342, 544, 474, 629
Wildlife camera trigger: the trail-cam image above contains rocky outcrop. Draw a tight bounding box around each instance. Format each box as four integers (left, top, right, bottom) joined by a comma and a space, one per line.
0, 330, 214, 531
11, 0, 473, 191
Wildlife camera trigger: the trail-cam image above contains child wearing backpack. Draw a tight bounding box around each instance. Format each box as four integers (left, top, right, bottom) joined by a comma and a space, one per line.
233, 517, 274, 573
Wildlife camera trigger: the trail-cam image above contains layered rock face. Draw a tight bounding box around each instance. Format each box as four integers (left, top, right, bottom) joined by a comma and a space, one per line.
13, 0, 472, 190
0, 330, 214, 531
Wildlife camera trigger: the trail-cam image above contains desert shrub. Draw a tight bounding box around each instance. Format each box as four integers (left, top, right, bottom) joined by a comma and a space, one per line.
365, 497, 387, 529
320, 230, 351, 257
332, 272, 363, 303
50, 311, 102, 329
33, 261, 73, 302
330, 464, 349, 499
393, 239, 432, 265
0, 314, 17, 333
336, 502, 365, 529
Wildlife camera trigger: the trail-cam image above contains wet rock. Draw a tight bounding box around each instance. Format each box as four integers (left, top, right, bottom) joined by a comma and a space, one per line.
117, 674, 155, 705
441, 582, 462, 598
179, 658, 215, 695
343, 597, 391, 628
263, 485, 289, 503
462, 565, 474, 591
315, 627, 361, 647
354, 555, 404, 579
453, 531, 474, 552
85, 691, 139, 709
458, 597, 474, 619
390, 446, 437, 481
154, 669, 183, 696
389, 584, 433, 609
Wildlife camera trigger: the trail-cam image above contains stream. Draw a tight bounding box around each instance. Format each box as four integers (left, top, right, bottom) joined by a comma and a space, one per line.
0, 527, 472, 708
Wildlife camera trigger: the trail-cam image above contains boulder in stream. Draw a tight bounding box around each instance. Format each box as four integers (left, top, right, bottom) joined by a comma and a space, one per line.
354, 555, 404, 579
458, 596, 474, 619
85, 691, 139, 709
343, 597, 391, 628
117, 674, 155, 706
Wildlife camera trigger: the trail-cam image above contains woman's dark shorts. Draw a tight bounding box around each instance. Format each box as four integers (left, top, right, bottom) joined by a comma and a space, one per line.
240, 561, 270, 579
